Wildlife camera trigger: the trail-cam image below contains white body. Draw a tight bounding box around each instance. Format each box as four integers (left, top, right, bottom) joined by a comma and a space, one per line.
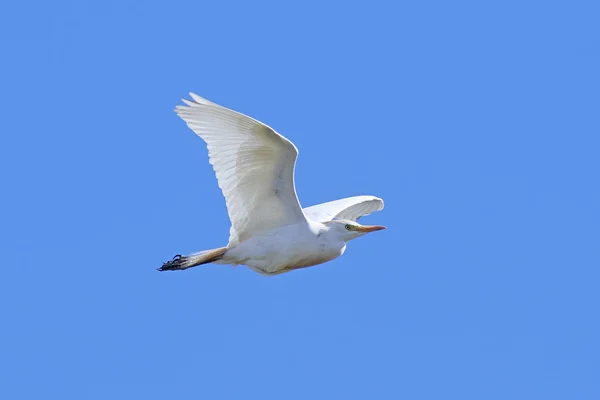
218, 220, 346, 275
165, 93, 385, 275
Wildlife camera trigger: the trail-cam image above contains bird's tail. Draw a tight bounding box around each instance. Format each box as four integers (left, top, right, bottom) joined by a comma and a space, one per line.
158, 247, 228, 271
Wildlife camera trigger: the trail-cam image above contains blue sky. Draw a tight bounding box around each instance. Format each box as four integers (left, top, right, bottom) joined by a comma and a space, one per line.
1, 0, 599, 398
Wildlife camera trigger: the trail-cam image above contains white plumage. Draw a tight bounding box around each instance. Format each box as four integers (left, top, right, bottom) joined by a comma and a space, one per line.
302, 196, 384, 222
160, 93, 385, 276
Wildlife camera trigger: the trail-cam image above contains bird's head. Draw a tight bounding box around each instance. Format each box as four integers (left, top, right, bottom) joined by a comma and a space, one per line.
323, 219, 386, 242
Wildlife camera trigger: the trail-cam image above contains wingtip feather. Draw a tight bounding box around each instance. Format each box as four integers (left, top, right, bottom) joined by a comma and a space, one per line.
189, 92, 211, 105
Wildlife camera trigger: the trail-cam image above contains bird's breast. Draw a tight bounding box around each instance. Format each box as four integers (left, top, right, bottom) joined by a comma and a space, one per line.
224, 225, 345, 275
280, 242, 345, 270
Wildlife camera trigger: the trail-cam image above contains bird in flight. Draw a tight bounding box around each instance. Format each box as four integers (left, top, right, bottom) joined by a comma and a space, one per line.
159, 93, 386, 276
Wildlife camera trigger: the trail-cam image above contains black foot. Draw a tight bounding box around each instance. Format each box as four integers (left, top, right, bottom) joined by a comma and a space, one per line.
158, 254, 187, 271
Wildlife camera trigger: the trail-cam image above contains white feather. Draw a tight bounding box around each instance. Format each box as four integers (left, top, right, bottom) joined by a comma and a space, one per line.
303, 196, 384, 222
176, 93, 306, 245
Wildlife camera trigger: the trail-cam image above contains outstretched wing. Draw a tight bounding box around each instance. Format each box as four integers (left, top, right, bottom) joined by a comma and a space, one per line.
176, 93, 306, 245
303, 195, 384, 222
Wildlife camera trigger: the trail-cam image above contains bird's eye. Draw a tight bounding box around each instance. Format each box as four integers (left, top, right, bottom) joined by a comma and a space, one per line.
345, 224, 353, 230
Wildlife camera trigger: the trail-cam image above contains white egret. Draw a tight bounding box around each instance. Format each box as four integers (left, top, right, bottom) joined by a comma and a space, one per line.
159, 93, 386, 276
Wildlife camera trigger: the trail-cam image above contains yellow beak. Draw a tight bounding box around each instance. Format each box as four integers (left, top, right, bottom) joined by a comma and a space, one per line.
356, 225, 387, 233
